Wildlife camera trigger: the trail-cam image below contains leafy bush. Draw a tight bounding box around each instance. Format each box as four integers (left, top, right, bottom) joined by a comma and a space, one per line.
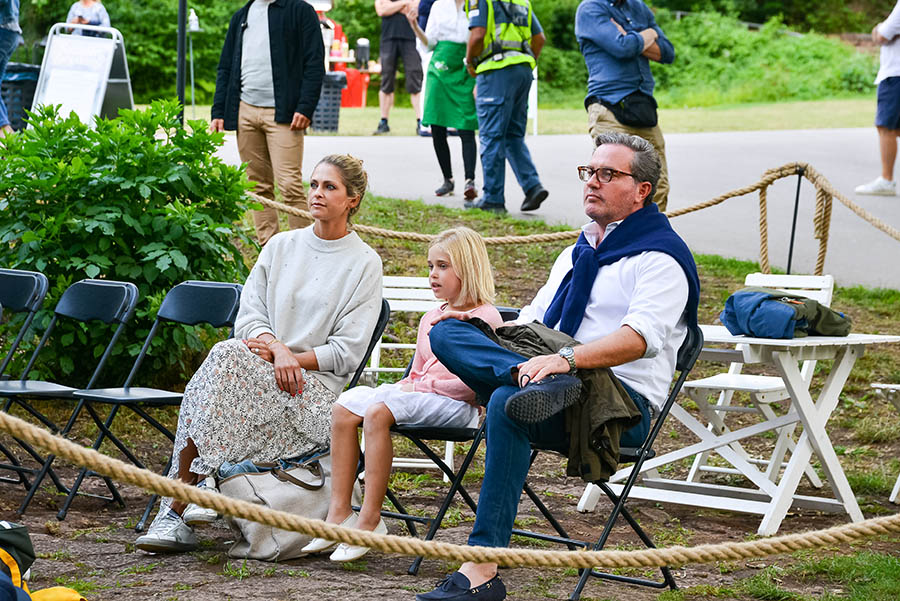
0, 100, 253, 387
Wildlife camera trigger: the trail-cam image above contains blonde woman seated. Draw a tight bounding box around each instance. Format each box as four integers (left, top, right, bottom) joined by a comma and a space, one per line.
136, 154, 383, 553
303, 227, 502, 561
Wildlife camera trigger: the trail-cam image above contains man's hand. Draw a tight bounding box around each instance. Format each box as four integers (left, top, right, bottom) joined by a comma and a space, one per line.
515, 353, 570, 386
244, 338, 274, 362
291, 112, 310, 131
209, 118, 224, 133
873, 23, 890, 45
431, 310, 472, 325
271, 342, 305, 396
466, 62, 477, 78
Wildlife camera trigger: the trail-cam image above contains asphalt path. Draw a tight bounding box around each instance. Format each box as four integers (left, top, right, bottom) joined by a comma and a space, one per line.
216, 127, 900, 289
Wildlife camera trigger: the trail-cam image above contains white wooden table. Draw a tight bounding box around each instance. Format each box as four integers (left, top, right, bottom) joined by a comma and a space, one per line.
577, 325, 900, 536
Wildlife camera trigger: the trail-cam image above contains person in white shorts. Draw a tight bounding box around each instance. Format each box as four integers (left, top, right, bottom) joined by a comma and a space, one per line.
302, 227, 503, 562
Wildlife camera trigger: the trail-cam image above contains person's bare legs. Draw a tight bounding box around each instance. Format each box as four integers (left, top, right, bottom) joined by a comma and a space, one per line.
878, 126, 900, 180
357, 402, 395, 530
410, 91, 423, 122
379, 91, 394, 120
458, 562, 499, 587
325, 405, 364, 524
170, 438, 201, 514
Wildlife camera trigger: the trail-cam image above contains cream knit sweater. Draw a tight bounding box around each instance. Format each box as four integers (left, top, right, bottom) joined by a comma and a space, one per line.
234, 226, 383, 395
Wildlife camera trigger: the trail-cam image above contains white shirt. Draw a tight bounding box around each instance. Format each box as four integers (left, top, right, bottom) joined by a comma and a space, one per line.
876, 2, 900, 84
424, 0, 470, 49
517, 220, 690, 409
241, 0, 276, 107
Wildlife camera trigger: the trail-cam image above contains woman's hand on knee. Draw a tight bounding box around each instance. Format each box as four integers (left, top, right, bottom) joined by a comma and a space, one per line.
272, 343, 304, 395
244, 338, 274, 362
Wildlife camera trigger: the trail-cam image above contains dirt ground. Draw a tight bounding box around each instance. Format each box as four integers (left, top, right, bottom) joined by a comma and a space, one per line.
2, 436, 898, 601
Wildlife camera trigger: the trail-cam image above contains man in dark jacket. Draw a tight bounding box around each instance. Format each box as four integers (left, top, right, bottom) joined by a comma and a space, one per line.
210, 0, 325, 246
417, 132, 699, 600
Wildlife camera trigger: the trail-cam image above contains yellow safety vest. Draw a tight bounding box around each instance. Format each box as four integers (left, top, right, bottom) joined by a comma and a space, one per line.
466, 0, 536, 73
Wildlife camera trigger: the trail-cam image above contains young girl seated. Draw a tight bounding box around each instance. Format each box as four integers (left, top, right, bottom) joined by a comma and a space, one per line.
302, 227, 503, 561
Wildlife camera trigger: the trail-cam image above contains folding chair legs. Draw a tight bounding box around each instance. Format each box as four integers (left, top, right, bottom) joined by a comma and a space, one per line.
569, 465, 677, 600
406, 427, 485, 575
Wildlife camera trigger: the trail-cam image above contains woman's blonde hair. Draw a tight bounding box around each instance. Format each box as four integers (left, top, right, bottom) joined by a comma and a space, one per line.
315, 154, 368, 221
429, 227, 495, 307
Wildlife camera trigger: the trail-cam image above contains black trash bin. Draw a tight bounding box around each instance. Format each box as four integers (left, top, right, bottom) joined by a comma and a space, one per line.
311, 71, 346, 133
1, 62, 40, 132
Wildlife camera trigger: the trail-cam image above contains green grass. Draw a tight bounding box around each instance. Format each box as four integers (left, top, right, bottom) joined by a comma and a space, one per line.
150, 96, 874, 137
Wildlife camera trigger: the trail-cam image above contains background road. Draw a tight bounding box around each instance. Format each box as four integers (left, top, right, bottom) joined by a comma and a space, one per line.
217, 127, 900, 289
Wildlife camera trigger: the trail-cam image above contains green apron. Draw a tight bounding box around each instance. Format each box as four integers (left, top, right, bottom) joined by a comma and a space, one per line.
422, 41, 478, 131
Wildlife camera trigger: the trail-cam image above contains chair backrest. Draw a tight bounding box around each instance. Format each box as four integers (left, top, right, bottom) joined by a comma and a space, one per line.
19, 279, 139, 387
368, 277, 441, 379
0, 269, 50, 313
121, 281, 244, 389
55, 279, 139, 324
0, 269, 50, 378
347, 299, 391, 389
743, 273, 834, 306
156, 281, 243, 327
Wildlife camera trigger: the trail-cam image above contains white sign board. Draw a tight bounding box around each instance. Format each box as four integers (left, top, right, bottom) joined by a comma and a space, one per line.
32, 24, 132, 126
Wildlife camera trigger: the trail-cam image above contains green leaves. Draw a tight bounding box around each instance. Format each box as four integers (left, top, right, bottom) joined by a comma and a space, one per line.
0, 100, 255, 386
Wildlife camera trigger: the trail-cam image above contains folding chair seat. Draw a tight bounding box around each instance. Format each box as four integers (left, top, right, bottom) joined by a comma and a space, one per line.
681, 274, 833, 487
518, 323, 704, 599
59, 281, 244, 523
0, 269, 50, 486
0, 278, 139, 515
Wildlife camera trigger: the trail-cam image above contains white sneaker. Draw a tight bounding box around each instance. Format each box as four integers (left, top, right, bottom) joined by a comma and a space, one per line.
301, 512, 357, 554
329, 518, 387, 562
182, 477, 220, 526
135, 509, 197, 553
855, 176, 897, 196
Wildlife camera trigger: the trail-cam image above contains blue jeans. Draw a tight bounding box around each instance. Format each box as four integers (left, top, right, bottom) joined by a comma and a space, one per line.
430, 319, 651, 548
475, 63, 542, 208
0, 28, 20, 128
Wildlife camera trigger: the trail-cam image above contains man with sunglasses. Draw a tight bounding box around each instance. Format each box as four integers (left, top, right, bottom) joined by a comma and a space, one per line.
417, 132, 699, 601
575, 0, 673, 211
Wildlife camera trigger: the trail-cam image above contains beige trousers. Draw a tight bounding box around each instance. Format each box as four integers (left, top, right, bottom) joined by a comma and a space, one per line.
237, 101, 310, 246
587, 102, 669, 212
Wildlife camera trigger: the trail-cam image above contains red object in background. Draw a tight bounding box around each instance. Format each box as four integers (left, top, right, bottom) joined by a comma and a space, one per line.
335, 67, 369, 107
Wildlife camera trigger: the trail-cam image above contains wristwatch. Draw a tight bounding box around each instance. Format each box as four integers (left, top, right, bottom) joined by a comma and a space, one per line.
558, 346, 577, 373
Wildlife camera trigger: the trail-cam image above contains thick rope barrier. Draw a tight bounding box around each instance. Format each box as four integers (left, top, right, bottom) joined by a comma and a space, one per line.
3, 410, 900, 569
249, 162, 900, 275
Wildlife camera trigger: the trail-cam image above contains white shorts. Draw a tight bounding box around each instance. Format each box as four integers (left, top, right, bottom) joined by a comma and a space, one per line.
336, 383, 479, 428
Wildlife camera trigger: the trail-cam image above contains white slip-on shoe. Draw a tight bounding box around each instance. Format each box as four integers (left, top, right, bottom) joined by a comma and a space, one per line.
135, 509, 197, 553
182, 477, 220, 526
855, 176, 897, 196
302, 512, 358, 554
329, 518, 387, 562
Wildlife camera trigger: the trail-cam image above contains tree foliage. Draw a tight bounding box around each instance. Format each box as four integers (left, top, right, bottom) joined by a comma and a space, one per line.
0, 100, 254, 387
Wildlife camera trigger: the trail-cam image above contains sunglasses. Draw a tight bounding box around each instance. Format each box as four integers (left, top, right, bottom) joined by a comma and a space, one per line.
576, 165, 636, 183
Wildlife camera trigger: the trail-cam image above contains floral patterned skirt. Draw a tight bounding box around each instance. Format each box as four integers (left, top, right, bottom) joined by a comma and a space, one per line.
153, 339, 335, 522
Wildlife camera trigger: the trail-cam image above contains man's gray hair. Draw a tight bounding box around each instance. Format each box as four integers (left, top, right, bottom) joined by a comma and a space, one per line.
594, 132, 660, 206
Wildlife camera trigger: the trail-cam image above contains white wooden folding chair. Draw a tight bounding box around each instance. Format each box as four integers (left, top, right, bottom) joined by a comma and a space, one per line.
361, 276, 456, 479
680, 273, 835, 487
871, 383, 900, 503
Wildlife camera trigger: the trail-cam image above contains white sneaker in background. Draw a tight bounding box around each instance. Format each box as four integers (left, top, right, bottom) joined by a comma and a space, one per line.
854, 176, 897, 196
182, 477, 220, 526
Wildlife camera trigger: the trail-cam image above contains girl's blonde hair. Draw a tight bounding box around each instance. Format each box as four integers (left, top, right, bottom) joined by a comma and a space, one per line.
429, 227, 495, 307
315, 154, 368, 221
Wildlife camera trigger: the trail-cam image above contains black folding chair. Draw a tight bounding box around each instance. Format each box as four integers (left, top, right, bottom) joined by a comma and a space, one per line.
366, 307, 521, 575
538, 323, 703, 599
0, 269, 50, 488
0, 279, 139, 515
60, 281, 244, 523
0, 269, 50, 380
